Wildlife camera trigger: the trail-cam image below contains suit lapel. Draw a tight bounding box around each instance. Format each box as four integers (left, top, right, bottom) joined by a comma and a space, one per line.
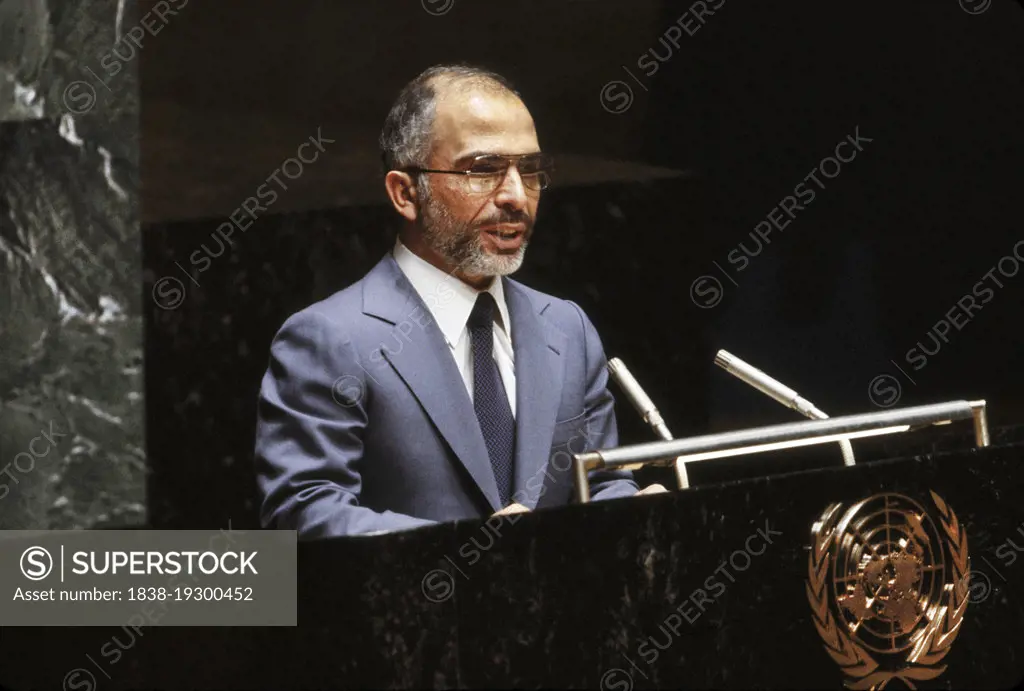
362, 255, 502, 512
360, 255, 568, 514
504, 278, 567, 510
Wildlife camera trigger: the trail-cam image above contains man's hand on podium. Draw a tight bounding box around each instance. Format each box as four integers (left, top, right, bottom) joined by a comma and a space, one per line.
634, 483, 669, 496
489, 487, 667, 516
492, 502, 531, 517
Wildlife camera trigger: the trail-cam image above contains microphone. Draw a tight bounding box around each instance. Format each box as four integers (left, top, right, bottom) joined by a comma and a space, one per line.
714, 349, 856, 466
607, 357, 690, 488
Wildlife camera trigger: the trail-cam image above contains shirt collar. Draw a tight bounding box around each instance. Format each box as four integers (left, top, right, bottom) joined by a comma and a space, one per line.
392, 236, 512, 349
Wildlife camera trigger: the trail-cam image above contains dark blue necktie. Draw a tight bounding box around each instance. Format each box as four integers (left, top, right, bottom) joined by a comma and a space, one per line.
467, 292, 515, 507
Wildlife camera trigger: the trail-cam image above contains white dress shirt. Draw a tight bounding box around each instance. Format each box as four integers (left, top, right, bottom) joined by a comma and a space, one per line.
392, 237, 517, 418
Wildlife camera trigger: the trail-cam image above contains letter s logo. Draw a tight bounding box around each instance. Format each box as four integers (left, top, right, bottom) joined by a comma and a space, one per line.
20, 546, 53, 581
868, 374, 901, 408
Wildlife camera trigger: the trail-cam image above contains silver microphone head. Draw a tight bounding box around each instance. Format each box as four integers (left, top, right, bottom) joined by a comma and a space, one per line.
608, 357, 660, 418
714, 349, 801, 409
714, 350, 736, 371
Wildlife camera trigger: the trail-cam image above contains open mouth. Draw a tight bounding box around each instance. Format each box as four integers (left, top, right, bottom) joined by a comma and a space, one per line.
481, 225, 526, 251
482, 223, 526, 237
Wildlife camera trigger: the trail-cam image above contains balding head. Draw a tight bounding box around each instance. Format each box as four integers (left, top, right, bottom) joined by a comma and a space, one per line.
379, 64, 522, 172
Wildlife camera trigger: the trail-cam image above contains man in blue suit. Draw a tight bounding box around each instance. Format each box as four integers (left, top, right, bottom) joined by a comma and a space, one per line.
255, 64, 663, 538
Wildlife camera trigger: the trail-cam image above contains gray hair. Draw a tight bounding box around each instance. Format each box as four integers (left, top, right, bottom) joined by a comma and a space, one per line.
379, 64, 521, 174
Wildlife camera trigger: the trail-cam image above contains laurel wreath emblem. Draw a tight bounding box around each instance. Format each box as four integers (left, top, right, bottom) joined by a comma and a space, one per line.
806, 491, 970, 689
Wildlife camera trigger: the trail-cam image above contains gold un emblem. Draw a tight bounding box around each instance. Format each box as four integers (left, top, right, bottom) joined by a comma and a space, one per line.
807, 492, 970, 689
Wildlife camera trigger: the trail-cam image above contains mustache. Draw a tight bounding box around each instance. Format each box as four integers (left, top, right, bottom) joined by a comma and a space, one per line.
478, 211, 532, 228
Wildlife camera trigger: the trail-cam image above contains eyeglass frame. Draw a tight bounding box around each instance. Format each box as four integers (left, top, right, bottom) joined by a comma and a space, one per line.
399, 152, 555, 193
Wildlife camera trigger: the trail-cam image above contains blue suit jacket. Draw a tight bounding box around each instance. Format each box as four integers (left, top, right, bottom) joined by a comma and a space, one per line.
254, 253, 638, 538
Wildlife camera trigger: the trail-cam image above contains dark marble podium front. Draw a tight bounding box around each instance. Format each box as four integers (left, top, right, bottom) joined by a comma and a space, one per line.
1, 441, 1023, 690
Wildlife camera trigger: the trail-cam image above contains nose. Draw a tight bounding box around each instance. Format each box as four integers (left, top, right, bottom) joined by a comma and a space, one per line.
493, 165, 529, 211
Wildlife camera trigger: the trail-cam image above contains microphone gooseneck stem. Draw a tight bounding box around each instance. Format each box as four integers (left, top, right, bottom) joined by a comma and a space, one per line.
607, 358, 690, 488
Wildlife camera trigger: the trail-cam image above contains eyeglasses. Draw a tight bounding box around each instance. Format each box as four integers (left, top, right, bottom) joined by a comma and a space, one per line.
402, 153, 554, 194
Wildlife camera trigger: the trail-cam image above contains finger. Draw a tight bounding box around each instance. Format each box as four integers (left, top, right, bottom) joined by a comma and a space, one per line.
637, 484, 669, 495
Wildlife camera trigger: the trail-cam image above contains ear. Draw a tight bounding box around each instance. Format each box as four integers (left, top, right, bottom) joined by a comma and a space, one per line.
384, 171, 419, 223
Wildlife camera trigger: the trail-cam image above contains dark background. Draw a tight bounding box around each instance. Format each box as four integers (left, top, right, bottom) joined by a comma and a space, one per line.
141, 0, 1024, 529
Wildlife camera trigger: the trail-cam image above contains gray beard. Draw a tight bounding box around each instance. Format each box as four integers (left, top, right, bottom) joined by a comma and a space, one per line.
418, 184, 528, 278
